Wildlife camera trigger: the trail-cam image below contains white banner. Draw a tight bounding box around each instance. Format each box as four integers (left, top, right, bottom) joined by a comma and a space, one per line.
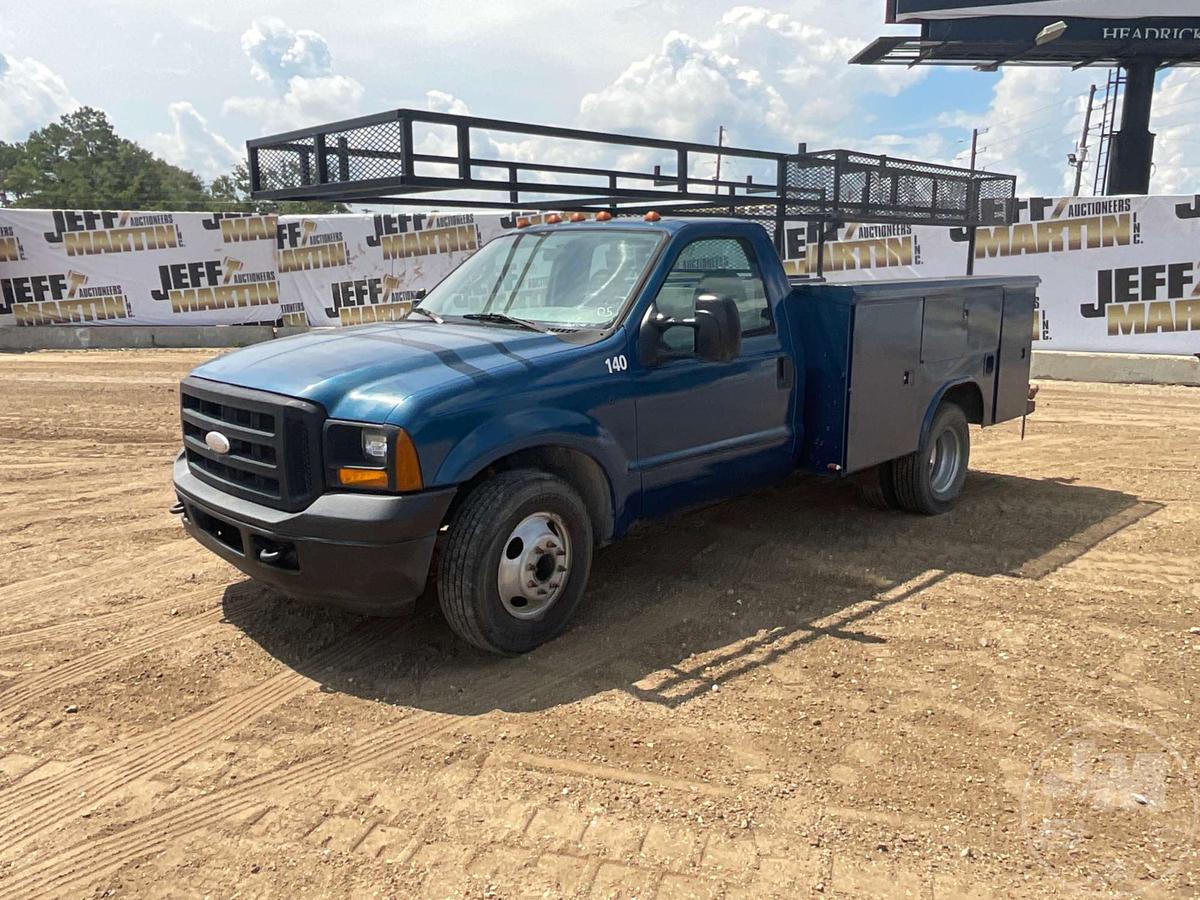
0, 210, 279, 326
2, 199, 1198, 355
275, 212, 511, 328
780, 194, 1200, 356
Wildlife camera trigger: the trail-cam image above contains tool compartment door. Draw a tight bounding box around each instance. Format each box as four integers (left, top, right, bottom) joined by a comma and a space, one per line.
993, 284, 1037, 424
845, 297, 924, 474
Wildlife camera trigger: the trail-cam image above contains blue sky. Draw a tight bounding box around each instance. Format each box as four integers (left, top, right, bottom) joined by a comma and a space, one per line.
1, 1, 1196, 197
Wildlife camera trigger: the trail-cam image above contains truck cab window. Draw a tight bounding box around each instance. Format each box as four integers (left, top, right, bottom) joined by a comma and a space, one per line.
654, 238, 772, 352
420, 229, 661, 330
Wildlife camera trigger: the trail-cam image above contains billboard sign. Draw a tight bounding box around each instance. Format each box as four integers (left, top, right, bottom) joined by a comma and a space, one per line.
889, 2, 1199, 22
883, 2, 1200, 59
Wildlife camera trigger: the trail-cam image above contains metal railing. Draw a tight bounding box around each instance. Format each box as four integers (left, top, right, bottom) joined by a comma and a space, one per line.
247, 109, 1017, 238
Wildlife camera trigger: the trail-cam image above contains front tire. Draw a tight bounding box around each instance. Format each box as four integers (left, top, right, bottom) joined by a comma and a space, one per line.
891, 402, 970, 515
437, 470, 593, 654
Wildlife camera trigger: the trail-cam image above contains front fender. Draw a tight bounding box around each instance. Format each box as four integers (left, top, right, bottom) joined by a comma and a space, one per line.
432, 407, 632, 498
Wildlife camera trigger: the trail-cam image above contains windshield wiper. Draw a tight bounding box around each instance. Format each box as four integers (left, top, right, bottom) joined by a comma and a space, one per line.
461, 312, 549, 333
407, 305, 444, 324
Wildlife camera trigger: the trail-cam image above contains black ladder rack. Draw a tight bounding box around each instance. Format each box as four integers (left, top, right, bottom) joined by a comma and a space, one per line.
248, 109, 1017, 244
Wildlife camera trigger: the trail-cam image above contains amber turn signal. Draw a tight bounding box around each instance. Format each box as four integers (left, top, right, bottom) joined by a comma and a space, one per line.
393, 429, 423, 492
338, 467, 389, 489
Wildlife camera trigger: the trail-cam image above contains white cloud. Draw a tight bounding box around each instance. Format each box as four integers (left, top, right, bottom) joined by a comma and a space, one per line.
224, 74, 365, 133
942, 65, 1200, 198
581, 29, 791, 147
425, 90, 470, 116
579, 6, 921, 153
959, 67, 1095, 196
240, 17, 332, 86
148, 101, 240, 181
224, 18, 364, 133
1150, 68, 1200, 196
0, 50, 79, 141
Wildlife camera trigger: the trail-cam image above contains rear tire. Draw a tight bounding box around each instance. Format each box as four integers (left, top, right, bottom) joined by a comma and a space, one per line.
437, 470, 593, 655
854, 463, 899, 510
892, 402, 970, 515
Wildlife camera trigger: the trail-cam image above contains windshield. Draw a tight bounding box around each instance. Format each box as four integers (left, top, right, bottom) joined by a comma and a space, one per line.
417, 229, 662, 329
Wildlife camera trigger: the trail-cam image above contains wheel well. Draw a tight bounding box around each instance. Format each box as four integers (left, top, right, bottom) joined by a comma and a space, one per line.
447, 446, 615, 545
940, 382, 984, 425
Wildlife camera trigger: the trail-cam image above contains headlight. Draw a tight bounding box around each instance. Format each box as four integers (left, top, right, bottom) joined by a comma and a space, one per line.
362, 432, 389, 460
323, 422, 423, 493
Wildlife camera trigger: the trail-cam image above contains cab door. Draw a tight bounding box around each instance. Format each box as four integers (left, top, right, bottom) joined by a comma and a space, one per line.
632, 235, 794, 518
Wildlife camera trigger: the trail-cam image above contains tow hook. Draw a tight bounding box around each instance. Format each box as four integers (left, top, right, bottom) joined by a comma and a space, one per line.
169, 501, 185, 516
256, 541, 298, 570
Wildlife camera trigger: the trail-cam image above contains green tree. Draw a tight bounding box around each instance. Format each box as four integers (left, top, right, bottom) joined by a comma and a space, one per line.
0, 106, 351, 213
0, 107, 212, 210
209, 162, 349, 215
0, 141, 19, 205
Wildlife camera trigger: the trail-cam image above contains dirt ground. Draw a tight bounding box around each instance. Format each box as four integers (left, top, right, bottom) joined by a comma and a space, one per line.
0, 349, 1196, 899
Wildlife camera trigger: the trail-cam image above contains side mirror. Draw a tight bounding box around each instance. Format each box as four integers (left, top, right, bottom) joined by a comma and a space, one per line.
637, 293, 742, 366
693, 293, 742, 363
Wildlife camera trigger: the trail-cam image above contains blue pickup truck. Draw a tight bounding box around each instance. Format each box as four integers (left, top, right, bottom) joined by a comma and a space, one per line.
173, 216, 1037, 653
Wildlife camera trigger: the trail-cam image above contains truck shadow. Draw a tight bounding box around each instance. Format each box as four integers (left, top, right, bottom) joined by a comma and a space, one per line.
221, 471, 1158, 716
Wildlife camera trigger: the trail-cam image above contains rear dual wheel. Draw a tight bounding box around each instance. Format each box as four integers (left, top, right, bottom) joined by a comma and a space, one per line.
858, 402, 970, 516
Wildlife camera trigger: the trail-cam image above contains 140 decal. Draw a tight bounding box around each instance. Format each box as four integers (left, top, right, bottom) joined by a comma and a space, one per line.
604, 354, 628, 374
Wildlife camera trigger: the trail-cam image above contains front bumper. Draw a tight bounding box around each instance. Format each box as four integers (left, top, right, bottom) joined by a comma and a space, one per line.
173, 454, 456, 615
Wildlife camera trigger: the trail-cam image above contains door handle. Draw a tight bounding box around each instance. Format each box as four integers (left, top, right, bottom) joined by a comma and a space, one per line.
777, 357, 795, 390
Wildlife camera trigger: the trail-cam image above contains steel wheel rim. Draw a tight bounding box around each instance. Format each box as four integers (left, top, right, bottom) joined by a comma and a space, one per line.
497, 512, 571, 621
928, 427, 963, 496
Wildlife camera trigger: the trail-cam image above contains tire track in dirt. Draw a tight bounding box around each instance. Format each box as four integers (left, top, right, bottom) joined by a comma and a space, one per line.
0, 579, 245, 653
0, 620, 401, 852
0, 594, 252, 721
1, 711, 465, 897
0, 569, 927, 897
0, 792, 269, 900
0, 482, 177, 528
0, 540, 194, 604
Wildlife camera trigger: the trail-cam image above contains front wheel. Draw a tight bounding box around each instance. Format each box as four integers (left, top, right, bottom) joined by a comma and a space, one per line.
437, 470, 593, 654
891, 402, 970, 515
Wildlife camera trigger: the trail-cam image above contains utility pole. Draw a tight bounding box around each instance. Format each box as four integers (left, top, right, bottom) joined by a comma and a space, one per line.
1072, 84, 1098, 196
966, 127, 985, 276
714, 125, 726, 195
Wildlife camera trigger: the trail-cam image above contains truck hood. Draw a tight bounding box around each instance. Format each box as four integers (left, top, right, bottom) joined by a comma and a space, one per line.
190, 321, 574, 422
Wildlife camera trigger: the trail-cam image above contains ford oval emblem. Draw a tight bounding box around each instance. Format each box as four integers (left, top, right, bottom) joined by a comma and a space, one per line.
205, 431, 231, 455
